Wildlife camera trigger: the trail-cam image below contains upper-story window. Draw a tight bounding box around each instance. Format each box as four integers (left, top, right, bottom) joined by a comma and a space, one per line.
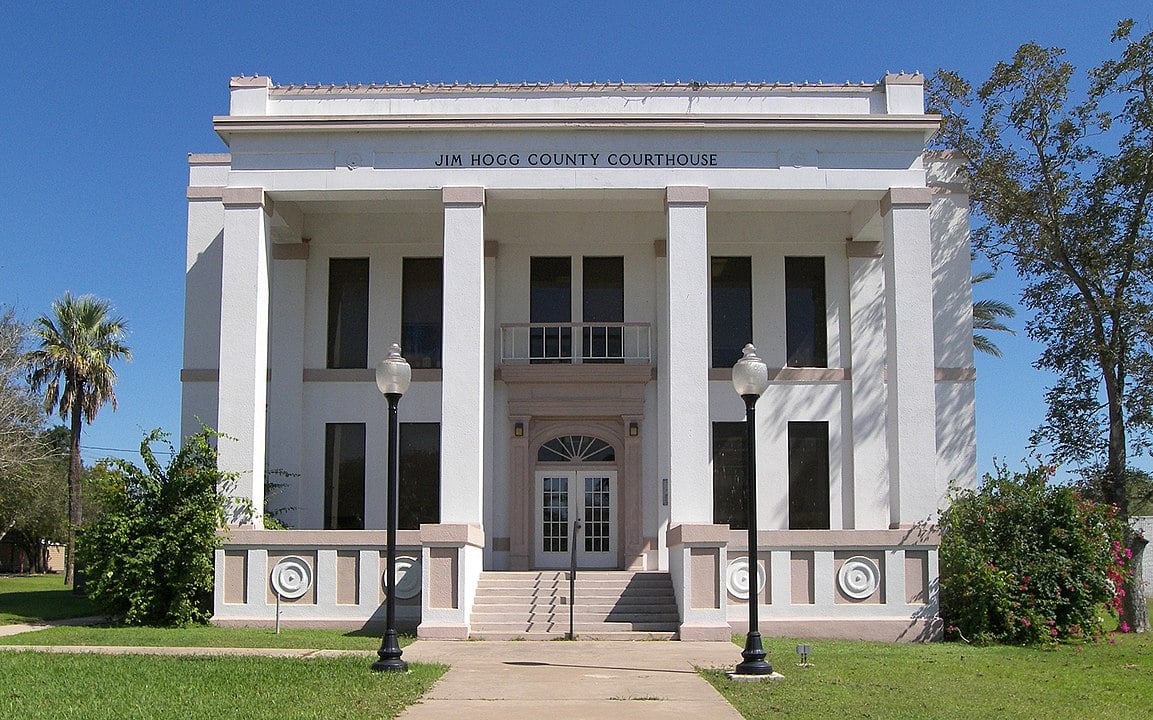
530, 256, 572, 362
326, 258, 369, 369
402, 258, 443, 369
785, 257, 827, 368
582, 256, 624, 362
529, 256, 626, 363
710, 257, 752, 369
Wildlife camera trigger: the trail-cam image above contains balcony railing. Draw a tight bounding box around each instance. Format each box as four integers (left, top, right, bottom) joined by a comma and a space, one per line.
500, 323, 652, 365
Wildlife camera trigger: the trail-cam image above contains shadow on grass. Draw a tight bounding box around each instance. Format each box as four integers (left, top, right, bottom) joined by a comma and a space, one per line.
0, 576, 98, 624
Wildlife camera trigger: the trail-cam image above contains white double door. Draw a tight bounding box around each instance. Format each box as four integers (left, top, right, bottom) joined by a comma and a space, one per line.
534, 469, 617, 569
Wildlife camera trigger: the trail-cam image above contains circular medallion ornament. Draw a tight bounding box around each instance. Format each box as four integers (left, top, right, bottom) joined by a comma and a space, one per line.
270, 556, 313, 599
726, 557, 766, 600
837, 556, 880, 599
382, 556, 422, 600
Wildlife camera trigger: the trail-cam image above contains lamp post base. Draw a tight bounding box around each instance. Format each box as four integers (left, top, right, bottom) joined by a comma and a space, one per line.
371, 629, 409, 673
734, 631, 773, 675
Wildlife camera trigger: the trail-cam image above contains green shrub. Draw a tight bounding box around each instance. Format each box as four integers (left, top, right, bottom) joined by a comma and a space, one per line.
939, 462, 1130, 644
77, 429, 229, 626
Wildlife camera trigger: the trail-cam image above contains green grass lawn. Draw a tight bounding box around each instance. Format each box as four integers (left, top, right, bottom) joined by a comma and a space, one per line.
702, 634, 1153, 720
0, 623, 411, 650
0, 652, 445, 720
0, 575, 98, 625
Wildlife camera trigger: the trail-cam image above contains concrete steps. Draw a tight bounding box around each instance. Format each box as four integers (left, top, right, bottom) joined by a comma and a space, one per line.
469, 571, 680, 640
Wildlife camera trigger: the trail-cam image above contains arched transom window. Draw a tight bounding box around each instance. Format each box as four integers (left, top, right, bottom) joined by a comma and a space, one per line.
537, 435, 616, 463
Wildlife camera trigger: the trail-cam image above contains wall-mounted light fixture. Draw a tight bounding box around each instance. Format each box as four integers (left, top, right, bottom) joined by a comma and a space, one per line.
513, 422, 524, 437
629, 422, 639, 437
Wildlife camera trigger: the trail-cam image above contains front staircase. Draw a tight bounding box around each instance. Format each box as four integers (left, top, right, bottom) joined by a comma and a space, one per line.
468, 571, 680, 640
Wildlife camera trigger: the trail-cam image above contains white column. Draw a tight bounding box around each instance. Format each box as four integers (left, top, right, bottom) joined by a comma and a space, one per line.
267, 243, 308, 528
217, 187, 271, 525
439, 187, 486, 524
847, 239, 889, 529
882, 188, 938, 526
664, 186, 712, 524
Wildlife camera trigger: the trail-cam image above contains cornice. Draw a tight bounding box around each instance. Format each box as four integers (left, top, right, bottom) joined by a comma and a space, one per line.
214, 114, 941, 136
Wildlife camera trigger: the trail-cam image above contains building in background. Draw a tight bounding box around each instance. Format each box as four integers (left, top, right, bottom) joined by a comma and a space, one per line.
182, 74, 974, 640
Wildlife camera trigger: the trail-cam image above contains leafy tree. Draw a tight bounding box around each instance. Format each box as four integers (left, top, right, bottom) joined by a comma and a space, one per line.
0, 427, 69, 572
930, 19, 1152, 632
940, 463, 1131, 644
0, 308, 49, 501
972, 270, 1017, 357
25, 293, 130, 585
0, 307, 60, 556
78, 429, 229, 626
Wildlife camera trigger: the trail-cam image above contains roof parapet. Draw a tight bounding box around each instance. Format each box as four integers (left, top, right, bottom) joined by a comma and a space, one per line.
882, 73, 925, 115
230, 76, 271, 116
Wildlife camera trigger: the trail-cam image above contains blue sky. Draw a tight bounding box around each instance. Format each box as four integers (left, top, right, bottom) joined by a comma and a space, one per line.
2, 2, 1149, 478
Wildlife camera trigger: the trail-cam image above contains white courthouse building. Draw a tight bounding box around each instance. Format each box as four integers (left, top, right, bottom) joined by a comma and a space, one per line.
182, 74, 975, 641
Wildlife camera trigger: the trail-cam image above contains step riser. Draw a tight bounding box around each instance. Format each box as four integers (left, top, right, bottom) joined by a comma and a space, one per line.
470, 614, 681, 624
469, 570, 679, 639
470, 624, 679, 633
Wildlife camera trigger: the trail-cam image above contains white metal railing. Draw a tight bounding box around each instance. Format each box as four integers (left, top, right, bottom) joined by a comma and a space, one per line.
500, 323, 652, 364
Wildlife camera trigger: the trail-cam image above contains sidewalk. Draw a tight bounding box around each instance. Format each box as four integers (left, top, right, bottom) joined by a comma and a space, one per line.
399, 640, 744, 719
0, 615, 106, 638
1, 621, 747, 719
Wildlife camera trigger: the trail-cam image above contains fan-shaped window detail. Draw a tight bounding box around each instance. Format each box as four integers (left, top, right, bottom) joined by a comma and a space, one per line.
537, 435, 615, 463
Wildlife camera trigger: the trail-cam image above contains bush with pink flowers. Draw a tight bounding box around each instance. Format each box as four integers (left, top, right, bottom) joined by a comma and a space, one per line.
939, 462, 1131, 644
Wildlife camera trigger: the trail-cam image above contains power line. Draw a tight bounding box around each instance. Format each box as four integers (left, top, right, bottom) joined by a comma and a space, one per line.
81, 444, 174, 456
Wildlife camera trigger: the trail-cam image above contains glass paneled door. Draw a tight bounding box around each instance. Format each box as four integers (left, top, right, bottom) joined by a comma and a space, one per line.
534, 470, 617, 568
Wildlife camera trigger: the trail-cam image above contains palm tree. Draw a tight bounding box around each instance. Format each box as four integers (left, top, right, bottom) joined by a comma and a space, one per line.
25, 293, 130, 585
972, 271, 1016, 357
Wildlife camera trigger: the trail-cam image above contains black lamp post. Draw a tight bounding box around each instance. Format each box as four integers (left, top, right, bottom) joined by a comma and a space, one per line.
732, 343, 772, 676
372, 343, 411, 673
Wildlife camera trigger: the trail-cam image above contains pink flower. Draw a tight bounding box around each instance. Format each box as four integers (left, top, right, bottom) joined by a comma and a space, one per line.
1120, 621, 1130, 633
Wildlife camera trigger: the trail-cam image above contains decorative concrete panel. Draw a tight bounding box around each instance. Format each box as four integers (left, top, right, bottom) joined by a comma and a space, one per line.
690, 547, 719, 609
834, 551, 885, 604
223, 550, 247, 604
725, 555, 769, 605
791, 551, 815, 604
428, 547, 459, 609
266, 552, 316, 605
904, 550, 930, 604
335, 551, 358, 605
377, 553, 423, 606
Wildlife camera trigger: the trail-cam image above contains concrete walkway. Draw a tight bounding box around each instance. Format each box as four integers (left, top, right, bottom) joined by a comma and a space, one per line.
0, 615, 106, 637
1, 620, 747, 719
399, 640, 744, 719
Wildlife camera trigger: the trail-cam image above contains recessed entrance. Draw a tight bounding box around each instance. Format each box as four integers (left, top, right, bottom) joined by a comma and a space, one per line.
534, 469, 618, 568
504, 408, 648, 572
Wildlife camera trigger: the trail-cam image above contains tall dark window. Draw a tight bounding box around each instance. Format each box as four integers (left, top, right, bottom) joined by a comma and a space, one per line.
788, 421, 830, 530
402, 258, 443, 369
326, 258, 369, 369
712, 422, 747, 528
582, 256, 624, 362
711, 257, 752, 368
785, 257, 827, 367
530, 257, 572, 362
324, 423, 365, 530
398, 423, 441, 530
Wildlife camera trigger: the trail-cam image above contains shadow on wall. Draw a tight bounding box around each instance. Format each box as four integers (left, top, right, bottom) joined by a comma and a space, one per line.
896, 576, 943, 642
